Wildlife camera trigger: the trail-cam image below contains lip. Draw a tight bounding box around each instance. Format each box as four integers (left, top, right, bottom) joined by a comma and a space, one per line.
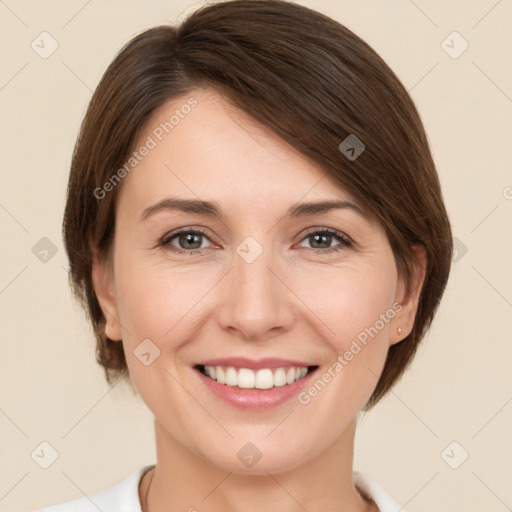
193, 363, 319, 410
194, 357, 313, 370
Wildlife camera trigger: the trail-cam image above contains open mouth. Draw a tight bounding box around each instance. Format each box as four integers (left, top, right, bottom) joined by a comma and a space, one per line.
195, 364, 319, 390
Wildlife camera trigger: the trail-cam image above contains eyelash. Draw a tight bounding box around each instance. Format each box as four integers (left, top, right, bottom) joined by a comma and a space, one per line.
159, 226, 352, 256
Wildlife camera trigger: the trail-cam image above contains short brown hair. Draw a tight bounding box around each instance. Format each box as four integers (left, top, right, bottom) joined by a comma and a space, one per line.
63, 0, 452, 411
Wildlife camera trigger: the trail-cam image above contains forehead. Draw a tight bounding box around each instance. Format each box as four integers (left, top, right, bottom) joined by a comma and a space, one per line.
117, 87, 361, 218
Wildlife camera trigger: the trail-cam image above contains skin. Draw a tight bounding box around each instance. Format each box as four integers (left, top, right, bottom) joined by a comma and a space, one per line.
92, 87, 426, 512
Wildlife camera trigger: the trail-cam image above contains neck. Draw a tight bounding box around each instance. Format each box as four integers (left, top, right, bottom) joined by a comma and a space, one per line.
142, 418, 376, 512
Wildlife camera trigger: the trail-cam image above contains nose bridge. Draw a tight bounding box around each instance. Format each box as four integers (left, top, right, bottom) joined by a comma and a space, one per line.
216, 233, 294, 340
235, 235, 275, 298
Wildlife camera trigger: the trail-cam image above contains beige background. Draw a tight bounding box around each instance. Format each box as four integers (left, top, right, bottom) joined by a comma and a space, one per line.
1, 0, 511, 511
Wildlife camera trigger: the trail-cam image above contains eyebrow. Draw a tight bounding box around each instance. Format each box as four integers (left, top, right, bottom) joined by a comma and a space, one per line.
139, 196, 368, 223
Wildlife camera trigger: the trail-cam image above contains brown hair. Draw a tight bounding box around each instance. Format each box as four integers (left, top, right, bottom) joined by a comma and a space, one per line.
63, 0, 452, 411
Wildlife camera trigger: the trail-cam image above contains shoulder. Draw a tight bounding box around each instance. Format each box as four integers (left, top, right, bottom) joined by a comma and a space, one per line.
35, 464, 155, 512
353, 470, 405, 512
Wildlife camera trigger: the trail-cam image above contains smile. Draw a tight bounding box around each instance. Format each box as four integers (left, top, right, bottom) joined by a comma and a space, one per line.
197, 365, 316, 390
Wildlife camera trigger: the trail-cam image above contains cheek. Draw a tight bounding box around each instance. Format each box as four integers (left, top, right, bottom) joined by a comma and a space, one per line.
293, 258, 398, 406
111, 258, 205, 410
296, 256, 398, 347
337, 274, 396, 347
115, 264, 207, 344
109, 247, 194, 382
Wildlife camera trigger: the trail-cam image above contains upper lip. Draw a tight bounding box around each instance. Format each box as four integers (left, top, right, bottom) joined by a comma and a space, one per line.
194, 357, 315, 370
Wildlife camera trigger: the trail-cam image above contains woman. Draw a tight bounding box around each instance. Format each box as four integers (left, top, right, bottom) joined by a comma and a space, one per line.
37, 0, 452, 510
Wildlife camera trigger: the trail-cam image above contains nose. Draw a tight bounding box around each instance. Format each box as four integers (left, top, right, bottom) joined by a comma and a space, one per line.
216, 240, 296, 342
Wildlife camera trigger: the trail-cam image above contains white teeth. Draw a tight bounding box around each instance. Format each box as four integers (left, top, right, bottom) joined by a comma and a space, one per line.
216, 367, 226, 384
225, 367, 237, 386
273, 368, 287, 387
238, 368, 255, 389
255, 369, 273, 389
202, 365, 311, 389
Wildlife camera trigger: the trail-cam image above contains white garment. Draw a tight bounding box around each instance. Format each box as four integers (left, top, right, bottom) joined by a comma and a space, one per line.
35, 464, 405, 512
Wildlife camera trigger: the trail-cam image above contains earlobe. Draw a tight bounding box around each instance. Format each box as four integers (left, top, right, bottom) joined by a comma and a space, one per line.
391, 243, 427, 345
91, 247, 123, 341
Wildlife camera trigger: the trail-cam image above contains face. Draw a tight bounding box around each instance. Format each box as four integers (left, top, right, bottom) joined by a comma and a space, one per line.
93, 87, 424, 475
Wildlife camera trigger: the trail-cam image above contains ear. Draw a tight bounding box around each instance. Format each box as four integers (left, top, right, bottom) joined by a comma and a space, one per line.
91, 246, 123, 341
390, 243, 427, 346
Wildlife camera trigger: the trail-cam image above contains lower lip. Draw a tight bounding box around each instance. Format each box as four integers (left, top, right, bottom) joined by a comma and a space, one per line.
194, 367, 318, 410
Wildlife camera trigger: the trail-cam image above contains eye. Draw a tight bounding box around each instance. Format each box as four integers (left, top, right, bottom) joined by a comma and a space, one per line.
160, 227, 215, 255
159, 226, 352, 256
296, 227, 352, 254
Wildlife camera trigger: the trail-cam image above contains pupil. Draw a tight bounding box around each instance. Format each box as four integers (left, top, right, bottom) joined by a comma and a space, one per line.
312, 233, 330, 248
181, 233, 201, 249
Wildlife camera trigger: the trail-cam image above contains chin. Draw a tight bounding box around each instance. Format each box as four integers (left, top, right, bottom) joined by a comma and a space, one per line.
200, 442, 311, 476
